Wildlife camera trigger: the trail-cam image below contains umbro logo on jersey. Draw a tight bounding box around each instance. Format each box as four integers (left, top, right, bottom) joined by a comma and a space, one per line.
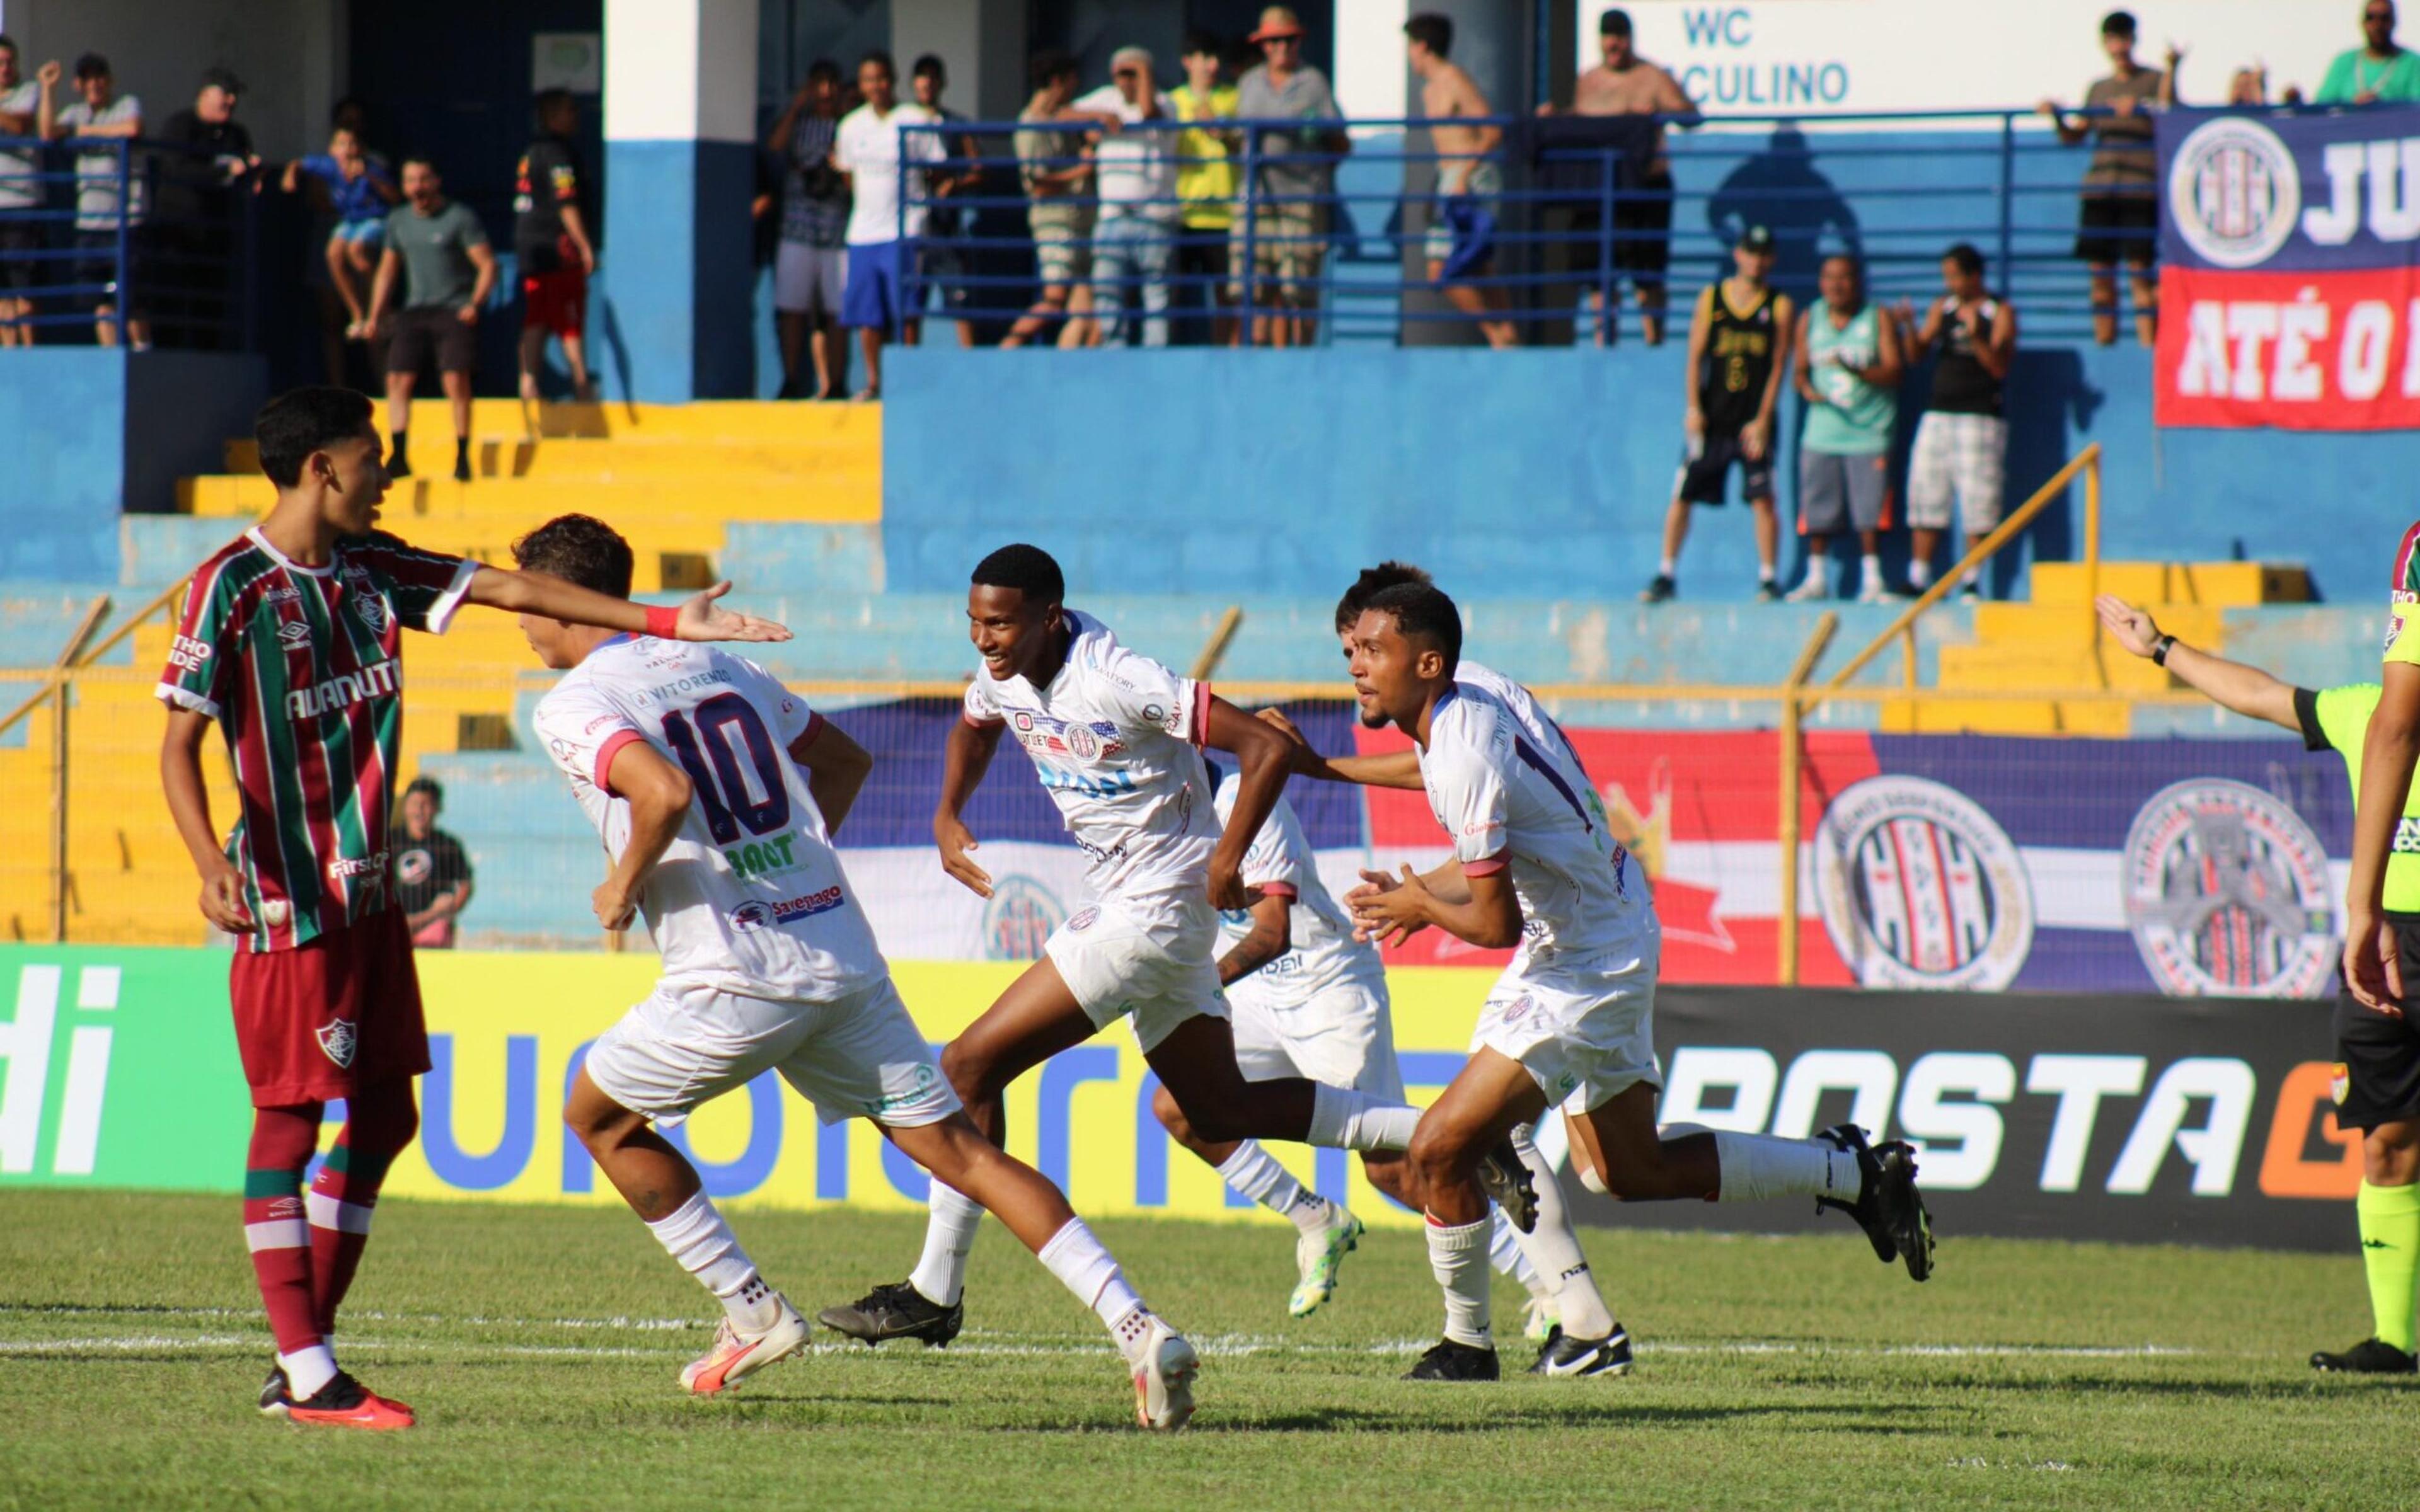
277, 619, 313, 648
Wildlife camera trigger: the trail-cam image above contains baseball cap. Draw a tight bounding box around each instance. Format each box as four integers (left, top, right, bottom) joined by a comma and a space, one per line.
1600, 8, 1634, 36
1250, 6, 1305, 42
1737, 224, 1775, 253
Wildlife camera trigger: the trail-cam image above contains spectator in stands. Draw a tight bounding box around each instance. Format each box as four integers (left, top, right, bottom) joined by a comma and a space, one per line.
2227, 66, 2271, 105
1235, 6, 1349, 348
365, 157, 496, 483
2039, 12, 2175, 348
153, 67, 258, 350
1642, 225, 1792, 604
1172, 32, 1239, 345
1544, 9, 1693, 346
282, 118, 398, 356
1788, 254, 1901, 604
391, 777, 474, 950
1896, 243, 2017, 599
2320, 1, 2420, 101
768, 59, 850, 398
912, 55, 982, 348
1068, 47, 1180, 348
513, 89, 599, 405
833, 52, 944, 400
1000, 52, 1095, 350
0, 38, 42, 348
1406, 14, 1516, 349
39, 54, 146, 348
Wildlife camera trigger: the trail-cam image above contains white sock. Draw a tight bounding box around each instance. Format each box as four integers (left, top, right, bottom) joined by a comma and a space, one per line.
279, 1342, 339, 1399
1506, 1125, 1616, 1340
645, 1191, 781, 1331
1910, 558, 1933, 589
1215, 1140, 1331, 1234
1712, 1130, 1858, 1201
1658, 554, 1676, 577
1489, 1208, 1548, 1299
909, 1181, 986, 1307
1306, 1084, 1420, 1152
1860, 553, 1882, 590
1036, 1217, 1150, 1353
1424, 1215, 1494, 1349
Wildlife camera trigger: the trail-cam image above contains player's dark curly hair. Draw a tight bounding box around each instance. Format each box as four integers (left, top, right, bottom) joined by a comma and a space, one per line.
1364, 582, 1461, 672
972, 543, 1064, 605
253, 386, 375, 488
512, 513, 634, 599
1334, 561, 1432, 633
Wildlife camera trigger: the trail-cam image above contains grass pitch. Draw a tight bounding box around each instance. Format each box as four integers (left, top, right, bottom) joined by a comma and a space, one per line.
0, 1191, 2411, 1511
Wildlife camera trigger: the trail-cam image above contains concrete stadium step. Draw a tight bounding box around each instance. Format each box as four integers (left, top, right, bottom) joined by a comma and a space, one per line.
180, 472, 878, 524
1969, 601, 2224, 650
2029, 561, 2311, 607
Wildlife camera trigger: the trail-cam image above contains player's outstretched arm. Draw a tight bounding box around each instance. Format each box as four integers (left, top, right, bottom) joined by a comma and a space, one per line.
790, 716, 873, 836
1346, 860, 1521, 950
2095, 594, 2297, 730
2348, 660, 2420, 1011
1216, 893, 1292, 986
591, 740, 693, 931
934, 714, 1004, 897
1258, 707, 1425, 789
161, 710, 253, 934
466, 569, 792, 643
1201, 697, 1291, 910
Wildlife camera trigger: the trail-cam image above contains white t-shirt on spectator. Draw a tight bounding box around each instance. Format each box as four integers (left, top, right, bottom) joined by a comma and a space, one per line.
1072, 86, 1179, 221
834, 101, 943, 246
0, 83, 40, 209
57, 94, 146, 230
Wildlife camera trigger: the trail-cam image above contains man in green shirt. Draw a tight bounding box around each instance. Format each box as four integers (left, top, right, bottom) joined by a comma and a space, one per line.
2319, 1, 2420, 104
365, 157, 496, 483
2098, 593, 2420, 1375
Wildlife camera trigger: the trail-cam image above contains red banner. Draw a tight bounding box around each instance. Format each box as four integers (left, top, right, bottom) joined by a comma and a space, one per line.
2155, 265, 2420, 430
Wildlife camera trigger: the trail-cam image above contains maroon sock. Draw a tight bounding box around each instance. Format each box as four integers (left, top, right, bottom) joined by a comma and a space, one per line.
246, 1104, 325, 1359
309, 1080, 418, 1336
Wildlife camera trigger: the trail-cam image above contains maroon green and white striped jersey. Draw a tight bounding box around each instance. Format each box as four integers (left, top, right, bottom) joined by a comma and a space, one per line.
156, 527, 476, 953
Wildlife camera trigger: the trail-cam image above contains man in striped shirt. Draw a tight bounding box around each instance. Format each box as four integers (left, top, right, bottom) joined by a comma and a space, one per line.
158, 387, 789, 1429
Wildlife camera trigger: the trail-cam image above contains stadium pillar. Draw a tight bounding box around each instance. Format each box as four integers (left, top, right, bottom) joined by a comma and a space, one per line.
600, 0, 758, 403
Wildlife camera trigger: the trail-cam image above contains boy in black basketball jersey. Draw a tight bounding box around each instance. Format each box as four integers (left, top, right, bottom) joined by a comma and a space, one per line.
1642, 225, 1794, 603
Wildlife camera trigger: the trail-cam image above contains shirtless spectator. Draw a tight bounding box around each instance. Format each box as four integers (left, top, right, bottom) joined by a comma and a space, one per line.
1405, 14, 1514, 348
1001, 52, 1097, 349
1548, 9, 1693, 346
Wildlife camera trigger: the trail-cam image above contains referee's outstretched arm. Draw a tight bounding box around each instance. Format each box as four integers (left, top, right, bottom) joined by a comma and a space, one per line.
2094, 593, 2295, 730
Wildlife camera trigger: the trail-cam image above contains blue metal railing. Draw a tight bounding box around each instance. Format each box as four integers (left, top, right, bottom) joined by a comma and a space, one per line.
0, 134, 261, 349
862, 104, 2337, 348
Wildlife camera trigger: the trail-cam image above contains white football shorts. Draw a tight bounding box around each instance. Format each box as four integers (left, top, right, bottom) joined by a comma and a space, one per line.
1230, 973, 1407, 1100
1474, 948, 1661, 1115
584, 975, 960, 1128
1045, 896, 1229, 1053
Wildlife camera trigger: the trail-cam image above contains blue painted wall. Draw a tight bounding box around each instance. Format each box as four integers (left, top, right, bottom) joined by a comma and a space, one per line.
600, 139, 759, 403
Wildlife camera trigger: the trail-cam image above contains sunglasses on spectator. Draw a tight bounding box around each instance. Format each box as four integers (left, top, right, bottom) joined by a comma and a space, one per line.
1262, 35, 1301, 47
1114, 67, 1139, 78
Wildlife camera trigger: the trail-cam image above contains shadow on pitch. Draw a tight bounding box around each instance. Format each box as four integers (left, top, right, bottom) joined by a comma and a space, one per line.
1005, 1402, 1910, 1435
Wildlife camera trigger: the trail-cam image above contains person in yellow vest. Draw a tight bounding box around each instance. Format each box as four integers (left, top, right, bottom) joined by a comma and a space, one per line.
1171, 32, 1240, 346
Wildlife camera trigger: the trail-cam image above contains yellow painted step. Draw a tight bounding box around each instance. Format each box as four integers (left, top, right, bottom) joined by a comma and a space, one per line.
224, 433, 879, 481
1880, 696, 2132, 736
1968, 602, 2225, 651
2030, 561, 2311, 607
357, 398, 883, 444
182, 473, 878, 524
1936, 642, 2175, 693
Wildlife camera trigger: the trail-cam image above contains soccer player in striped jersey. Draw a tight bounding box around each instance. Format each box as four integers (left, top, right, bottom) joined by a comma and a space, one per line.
1323, 583, 1932, 1380
158, 387, 789, 1430
512, 515, 1201, 1428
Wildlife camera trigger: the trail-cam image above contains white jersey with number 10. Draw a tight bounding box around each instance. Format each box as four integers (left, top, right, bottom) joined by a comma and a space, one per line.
533, 634, 888, 1000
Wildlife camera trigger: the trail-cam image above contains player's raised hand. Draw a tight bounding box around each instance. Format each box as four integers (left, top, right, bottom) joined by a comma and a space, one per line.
2346, 907, 2407, 1016
2094, 594, 2162, 657
674, 581, 793, 643
195, 861, 253, 933
935, 814, 993, 897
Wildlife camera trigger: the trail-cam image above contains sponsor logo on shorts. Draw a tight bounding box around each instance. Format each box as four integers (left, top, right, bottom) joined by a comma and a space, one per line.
729, 885, 846, 930
1813, 776, 2033, 991
983, 876, 1066, 961
1066, 905, 1101, 932
318, 1017, 358, 1068
2332, 1062, 2350, 1106
863, 1062, 940, 1118
1497, 993, 1536, 1025
167, 634, 213, 672
2123, 779, 2335, 999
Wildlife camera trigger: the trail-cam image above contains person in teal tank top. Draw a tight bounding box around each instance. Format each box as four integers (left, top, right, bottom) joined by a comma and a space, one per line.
1789, 255, 1902, 602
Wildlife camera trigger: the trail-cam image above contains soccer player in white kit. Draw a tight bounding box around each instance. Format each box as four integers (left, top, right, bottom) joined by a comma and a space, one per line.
510, 517, 1201, 1429
1151, 762, 1557, 1333
1339, 582, 1935, 1381
818, 545, 1526, 1349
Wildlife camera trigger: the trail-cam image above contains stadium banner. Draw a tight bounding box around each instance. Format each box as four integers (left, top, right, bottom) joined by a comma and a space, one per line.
834, 700, 2352, 998
0, 949, 2358, 1251
2156, 105, 2420, 430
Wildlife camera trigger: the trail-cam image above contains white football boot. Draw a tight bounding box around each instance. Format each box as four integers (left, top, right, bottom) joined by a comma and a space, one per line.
1127, 1314, 1201, 1431
680, 1297, 810, 1396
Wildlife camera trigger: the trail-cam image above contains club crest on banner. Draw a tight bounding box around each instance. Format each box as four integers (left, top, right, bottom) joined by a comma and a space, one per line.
2121, 779, 2336, 998
2165, 116, 2299, 270
984, 876, 1066, 960
1814, 776, 2034, 990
